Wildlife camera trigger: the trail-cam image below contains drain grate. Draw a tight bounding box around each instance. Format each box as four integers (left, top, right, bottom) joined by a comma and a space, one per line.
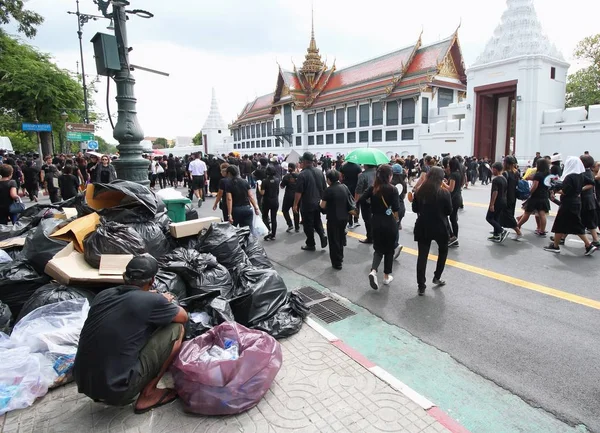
309, 299, 356, 324
296, 286, 328, 305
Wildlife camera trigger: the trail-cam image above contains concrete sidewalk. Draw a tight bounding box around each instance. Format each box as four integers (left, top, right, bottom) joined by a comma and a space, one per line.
0, 322, 453, 433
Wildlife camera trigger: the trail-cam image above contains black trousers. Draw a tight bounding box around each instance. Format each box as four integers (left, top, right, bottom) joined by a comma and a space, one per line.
372, 250, 393, 275
262, 201, 279, 237
282, 196, 299, 230
449, 201, 460, 238
301, 207, 325, 248
360, 201, 373, 241
486, 209, 503, 235
417, 239, 448, 288
327, 220, 346, 267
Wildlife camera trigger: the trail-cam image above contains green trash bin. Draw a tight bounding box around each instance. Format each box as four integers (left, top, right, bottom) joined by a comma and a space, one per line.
163, 198, 192, 223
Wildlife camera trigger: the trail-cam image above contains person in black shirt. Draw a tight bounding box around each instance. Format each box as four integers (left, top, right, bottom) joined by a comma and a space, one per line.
320, 169, 355, 269
517, 158, 551, 236
74, 256, 188, 413
58, 165, 80, 201
46, 165, 60, 203
94, 155, 117, 183
22, 160, 40, 202
294, 152, 327, 251
212, 163, 231, 221
281, 163, 300, 233
444, 157, 463, 247
361, 165, 400, 289
412, 166, 452, 296
501, 157, 523, 238
545, 156, 598, 255
207, 157, 222, 197
259, 166, 281, 241
579, 155, 599, 246
487, 163, 510, 243
340, 161, 362, 228
226, 165, 260, 227
0, 164, 19, 225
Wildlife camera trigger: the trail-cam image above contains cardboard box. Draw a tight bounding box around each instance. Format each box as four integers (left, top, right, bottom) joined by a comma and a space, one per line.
169, 217, 220, 239
0, 236, 26, 249
45, 242, 133, 285
50, 212, 100, 252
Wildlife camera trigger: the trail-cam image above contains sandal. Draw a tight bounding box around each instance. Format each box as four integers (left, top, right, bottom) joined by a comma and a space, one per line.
133, 390, 178, 415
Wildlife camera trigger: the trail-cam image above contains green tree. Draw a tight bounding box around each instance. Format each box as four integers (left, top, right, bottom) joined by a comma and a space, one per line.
192, 131, 203, 145
566, 34, 600, 108
96, 136, 117, 154
0, 31, 84, 156
0, 1, 43, 38
0, 129, 37, 152
153, 137, 168, 148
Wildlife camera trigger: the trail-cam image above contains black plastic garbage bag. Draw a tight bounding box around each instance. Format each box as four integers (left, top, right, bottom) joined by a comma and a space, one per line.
4, 246, 22, 261
198, 223, 250, 271
131, 221, 172, 259
185, 204, 199, 221
21, 218, 69, 274
184, 296, 235, 339
159, 249, 233, 297
0, 301, 11, 334
152, 270, 187, 300
176, 236, 200, 250
0, 260, 51, 317
91, 180, 158, 222
229, 267, 288, 327
0, 204, 61, 241
83, 220, 147, 268
16, 283, 96, 323
154, 212, 172, 233
243, 234, 272, 269
252, 291, 309, 339
55, 193, 95, 218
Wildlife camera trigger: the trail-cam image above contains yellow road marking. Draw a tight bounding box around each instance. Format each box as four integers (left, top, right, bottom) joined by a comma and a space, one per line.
275, 211, 599, 311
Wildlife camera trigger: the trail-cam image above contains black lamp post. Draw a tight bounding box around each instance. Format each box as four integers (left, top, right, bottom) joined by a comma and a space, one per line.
94, 0, 153, 185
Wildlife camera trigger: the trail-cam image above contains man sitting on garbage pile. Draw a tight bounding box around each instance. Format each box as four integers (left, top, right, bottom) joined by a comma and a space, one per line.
74, 255, 188, 414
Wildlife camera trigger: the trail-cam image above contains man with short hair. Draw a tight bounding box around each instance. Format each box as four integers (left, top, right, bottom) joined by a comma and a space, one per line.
74, 256, 188, 414
294, 152, 327, 251
188, 152, 207, 207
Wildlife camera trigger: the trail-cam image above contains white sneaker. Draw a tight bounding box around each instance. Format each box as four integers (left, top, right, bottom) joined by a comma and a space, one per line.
383, 275, 394, 285
368, 270, 379, 290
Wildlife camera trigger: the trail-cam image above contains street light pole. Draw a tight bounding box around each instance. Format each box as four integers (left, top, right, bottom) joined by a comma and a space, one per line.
75, 0, 90, 124
95, 0, 149, 185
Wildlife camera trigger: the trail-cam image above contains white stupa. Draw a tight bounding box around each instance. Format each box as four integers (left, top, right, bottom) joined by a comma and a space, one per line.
202, 88, 231, 155
474, 0, 564, 66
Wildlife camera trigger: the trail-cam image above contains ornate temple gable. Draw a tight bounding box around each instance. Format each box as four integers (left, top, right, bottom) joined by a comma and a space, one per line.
435, 28, 467, 83
384, 32, 423, 96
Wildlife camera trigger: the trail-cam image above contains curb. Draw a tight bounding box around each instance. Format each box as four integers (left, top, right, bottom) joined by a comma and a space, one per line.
305, 317, 471, 433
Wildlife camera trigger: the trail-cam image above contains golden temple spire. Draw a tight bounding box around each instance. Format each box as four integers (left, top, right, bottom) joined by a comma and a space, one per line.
300, 4, 325, 84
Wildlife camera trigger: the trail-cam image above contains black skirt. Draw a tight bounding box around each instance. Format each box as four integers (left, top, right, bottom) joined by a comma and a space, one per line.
372, 214, 398, 254
552, 203, 585, 235
524, 197, 551, 213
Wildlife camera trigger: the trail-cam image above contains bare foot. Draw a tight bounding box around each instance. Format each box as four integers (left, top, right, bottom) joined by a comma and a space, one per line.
134, 389, 177, 414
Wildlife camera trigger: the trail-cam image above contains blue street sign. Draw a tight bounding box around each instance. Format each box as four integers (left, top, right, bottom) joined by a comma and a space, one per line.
87, 140, 99, 150
22, 123, 52, 132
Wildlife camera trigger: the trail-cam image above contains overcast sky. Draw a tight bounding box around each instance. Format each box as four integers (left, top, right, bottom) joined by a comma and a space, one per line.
9, 0, 600, 143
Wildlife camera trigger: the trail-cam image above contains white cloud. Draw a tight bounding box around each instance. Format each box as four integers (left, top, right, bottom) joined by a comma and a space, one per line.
13, 0, 600, 144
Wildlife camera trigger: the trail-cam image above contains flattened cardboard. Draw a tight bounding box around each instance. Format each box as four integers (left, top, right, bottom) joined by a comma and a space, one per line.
50, 212, 100, 252
99, 254, 134, 275
44, 243, 132, 285
169, 217, 220, 239
0, 237, 26, 249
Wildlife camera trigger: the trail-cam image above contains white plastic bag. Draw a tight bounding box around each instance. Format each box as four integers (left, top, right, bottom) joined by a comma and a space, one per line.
251, 213, 269, 237
0, 299, 90, 415
0, 249, 12, 264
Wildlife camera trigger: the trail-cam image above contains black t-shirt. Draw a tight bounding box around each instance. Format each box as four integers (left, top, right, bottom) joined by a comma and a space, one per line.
340, 162, 361, 190
322, 182, 351, 222
218, 177, 231, 209
581, 169, 597, 211
281, 172, 298, 198
491, 175, 508, 207
531, 172, 549, 200
296, 166, 325, 210
449, 171, 463, 203
98, 166, 112, 183
74, 287, 179, 403
0, 180, 16, 211
23, 166, 40, 185
227, 177, 251, 207
59, 174, 79, 200
362, 185, 400, 216
261, 176, 280, 205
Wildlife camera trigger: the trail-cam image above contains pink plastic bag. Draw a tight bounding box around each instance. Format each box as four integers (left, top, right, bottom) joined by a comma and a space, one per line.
170, 322, 282, 415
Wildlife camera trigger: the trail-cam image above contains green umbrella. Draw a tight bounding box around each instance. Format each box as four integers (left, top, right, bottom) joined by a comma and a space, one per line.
345, 148, 390, 166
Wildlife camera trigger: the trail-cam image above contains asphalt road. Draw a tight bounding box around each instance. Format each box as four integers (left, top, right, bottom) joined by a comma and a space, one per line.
27, 183, 599, 430
189, 182, 599, 432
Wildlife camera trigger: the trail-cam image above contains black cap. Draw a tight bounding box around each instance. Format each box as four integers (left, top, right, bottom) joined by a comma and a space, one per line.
302, 152, 314, 162
124, 255, 158, 280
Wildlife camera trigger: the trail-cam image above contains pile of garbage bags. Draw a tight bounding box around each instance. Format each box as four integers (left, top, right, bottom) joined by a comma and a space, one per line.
0, 299, 89, 415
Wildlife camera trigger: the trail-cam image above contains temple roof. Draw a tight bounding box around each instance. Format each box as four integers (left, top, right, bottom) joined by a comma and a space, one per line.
230, 29, 467, 126
473, 0, 564, 66
202, 88, 228, 131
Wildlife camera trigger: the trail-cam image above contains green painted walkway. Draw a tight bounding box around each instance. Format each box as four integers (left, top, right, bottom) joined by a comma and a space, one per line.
274, 263, 588, 433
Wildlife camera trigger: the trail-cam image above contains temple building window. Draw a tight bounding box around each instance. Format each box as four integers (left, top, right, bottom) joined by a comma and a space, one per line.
359, 131, 368, 143
386, 130, 397, 141
422, 97, 429, 124
267, 122, 273, 136
317, 135, 324, 145
308, 136, 315, 145
347, 106, 357, 128
326, 110, 334, 130
317, 112, 324, 131
347, 132, 356, 143
386, 101, 398, 126
326, 134, 334, 144
308, 114, 315, 132
297, 115, 302, 133
438, 88, 454, 112
401, 129, 414, 141
336, 108, 345, 129
336, 133, 344, 144
296, 136, 302, 146
402, 98, 415, 124
372, 102, 383, 126
359, 104, 369, 127
372, 130, 382, 142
